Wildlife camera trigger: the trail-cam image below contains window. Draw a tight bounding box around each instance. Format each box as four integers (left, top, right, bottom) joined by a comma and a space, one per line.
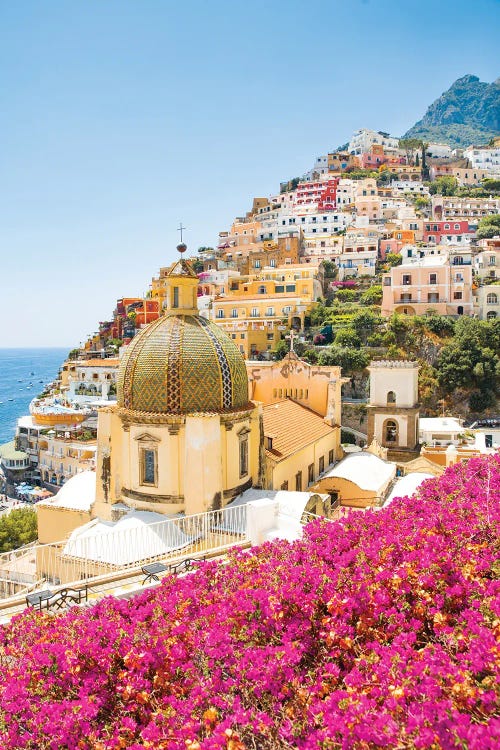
387, 391, 396, 404
266, 307, 275, 316
255, 260, 261, 268
328, 449, 334, 465
258, 285, 266, 294
489, 256, 496, 265
217, 309, 225, 318
231, 309, 238, 318
270, 259, 276, 268
487, 293, 498, 304
453, 291, 463, 300
239, 432, 249, 477
319, 456, 325, 475
454, 224, 460, 230
402, 274, 411, 285
385, 420, 398, 444
429, 273, 437, 285
308, 463, 314, 484
295, 471, 302, 491
141, 448, 157, 486
251, 308, 258, 317
173, 287, 179, 308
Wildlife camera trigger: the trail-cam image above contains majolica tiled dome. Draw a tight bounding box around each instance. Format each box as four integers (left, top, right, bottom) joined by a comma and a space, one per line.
117, 314, 249, 415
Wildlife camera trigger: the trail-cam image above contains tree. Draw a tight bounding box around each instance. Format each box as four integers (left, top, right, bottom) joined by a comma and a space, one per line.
359, 285, 383, 306
398, 138, 423, 166
476, 214, 500, 239
429, 176, 458, 196
481, 178, 500, 194
318, 346, 369, 374
414, 196, 430, 211
385, 253, 402, 267
351, 310, 380, 343
190, 258, 204, 273
423, 313, 455, 337
334, 289, 358, 303
273, 339, 288, 360
0, 508, 38, 553
436, 318, 500, 405
198, 246, 214, 254
334, 328, 361, 349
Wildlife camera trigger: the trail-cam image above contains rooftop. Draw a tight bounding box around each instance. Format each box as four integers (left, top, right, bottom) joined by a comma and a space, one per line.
0, 441, 29, 461
262, 400, 334, 462
323, 452, 396, 492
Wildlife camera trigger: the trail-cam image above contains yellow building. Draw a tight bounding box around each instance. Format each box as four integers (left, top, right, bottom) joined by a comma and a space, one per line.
247, 349, 343, 425
311, 451, 397, 509
211, 264, 322, 358
38, 431, 96, 487
93, 246, 263, 519
262, 399, 339, 492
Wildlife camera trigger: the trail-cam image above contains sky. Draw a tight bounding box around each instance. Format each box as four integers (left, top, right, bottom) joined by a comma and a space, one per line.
0, 0, 498, 347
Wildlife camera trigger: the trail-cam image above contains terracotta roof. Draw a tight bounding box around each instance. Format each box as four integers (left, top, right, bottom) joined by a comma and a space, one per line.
262, 399, 334, 462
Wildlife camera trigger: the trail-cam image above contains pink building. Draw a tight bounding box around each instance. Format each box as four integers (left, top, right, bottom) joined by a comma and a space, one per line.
381, 254, 473, 317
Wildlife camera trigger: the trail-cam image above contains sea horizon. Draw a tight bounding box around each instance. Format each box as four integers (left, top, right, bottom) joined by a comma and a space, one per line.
0, 348, 70, 445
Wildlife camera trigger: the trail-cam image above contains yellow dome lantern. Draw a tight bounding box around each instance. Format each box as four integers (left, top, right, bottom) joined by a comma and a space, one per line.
117, 246, 249, 415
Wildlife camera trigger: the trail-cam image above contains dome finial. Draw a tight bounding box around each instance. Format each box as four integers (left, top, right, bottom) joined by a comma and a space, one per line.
177, 242, 187, 255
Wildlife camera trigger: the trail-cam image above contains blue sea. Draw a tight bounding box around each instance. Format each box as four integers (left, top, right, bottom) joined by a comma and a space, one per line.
0, 349, 69, 445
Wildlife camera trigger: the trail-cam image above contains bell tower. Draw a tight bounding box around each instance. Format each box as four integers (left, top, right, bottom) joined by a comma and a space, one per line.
366, 360, 419, 457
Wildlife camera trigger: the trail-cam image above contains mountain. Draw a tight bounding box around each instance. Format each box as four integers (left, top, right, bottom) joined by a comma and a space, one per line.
404, 74, 500, 148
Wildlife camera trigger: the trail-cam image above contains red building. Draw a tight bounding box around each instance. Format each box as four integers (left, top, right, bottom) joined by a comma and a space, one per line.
424, 221, 472, 244
295, 178, 338, 210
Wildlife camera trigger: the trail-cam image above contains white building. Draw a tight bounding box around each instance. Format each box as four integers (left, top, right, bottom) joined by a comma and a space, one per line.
419, 417, 464, 446
66, 359, 119, 405
475, 246, 499, 283
279, 211, 350, 236
304, 155, 329, 179
474, 284, 500, 321
391, 181, 430, 196
426, 143, 453, 159
348, 128, 399, 155
463, 146, 500, 174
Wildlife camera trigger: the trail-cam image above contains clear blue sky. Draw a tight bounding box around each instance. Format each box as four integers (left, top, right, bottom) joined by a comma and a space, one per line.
0, 0, 498, 347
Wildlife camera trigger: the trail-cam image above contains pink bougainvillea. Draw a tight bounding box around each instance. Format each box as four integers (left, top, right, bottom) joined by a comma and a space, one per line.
0, 454, 498, 749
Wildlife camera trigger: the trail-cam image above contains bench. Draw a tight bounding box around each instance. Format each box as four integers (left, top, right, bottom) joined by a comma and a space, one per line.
26, 586, 88, 612
141, 556, 207, 585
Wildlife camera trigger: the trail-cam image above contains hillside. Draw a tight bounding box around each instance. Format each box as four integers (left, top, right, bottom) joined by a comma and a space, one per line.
404, 74, 500, 147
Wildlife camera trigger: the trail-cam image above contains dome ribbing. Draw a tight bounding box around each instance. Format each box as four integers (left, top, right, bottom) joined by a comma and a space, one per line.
117, 314, 249, 415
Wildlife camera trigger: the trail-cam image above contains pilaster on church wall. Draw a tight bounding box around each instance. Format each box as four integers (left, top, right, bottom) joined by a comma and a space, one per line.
184, 415, 222, 515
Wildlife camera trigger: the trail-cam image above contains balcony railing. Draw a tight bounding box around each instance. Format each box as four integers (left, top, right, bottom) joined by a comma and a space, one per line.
0, 503, 250, 604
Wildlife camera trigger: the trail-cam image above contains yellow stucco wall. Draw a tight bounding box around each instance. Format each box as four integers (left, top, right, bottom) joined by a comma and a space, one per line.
37, 505, 92, 545
266, 430, 339, 491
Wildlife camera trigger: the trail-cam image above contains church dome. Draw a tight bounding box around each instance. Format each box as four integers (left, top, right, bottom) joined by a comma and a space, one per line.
117, 314, 249, 415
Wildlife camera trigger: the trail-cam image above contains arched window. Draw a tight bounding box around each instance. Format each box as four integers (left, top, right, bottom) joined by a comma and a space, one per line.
487, 311, 497, 320
387, 391, 396, 404
487, 293, 498, 304
385, 420, 398, 444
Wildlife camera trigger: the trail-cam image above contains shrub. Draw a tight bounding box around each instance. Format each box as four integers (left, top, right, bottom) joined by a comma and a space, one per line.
0, 457, 498, 748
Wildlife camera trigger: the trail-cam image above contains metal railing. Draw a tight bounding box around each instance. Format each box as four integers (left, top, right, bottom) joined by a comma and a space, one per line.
0, 503, 249, 604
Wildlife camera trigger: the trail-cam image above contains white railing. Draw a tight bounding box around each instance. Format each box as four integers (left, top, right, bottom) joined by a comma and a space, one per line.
0, 503, 249, 604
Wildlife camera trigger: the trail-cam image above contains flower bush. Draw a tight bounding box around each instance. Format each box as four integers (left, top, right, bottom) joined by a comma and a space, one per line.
0, 454, 498, 749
